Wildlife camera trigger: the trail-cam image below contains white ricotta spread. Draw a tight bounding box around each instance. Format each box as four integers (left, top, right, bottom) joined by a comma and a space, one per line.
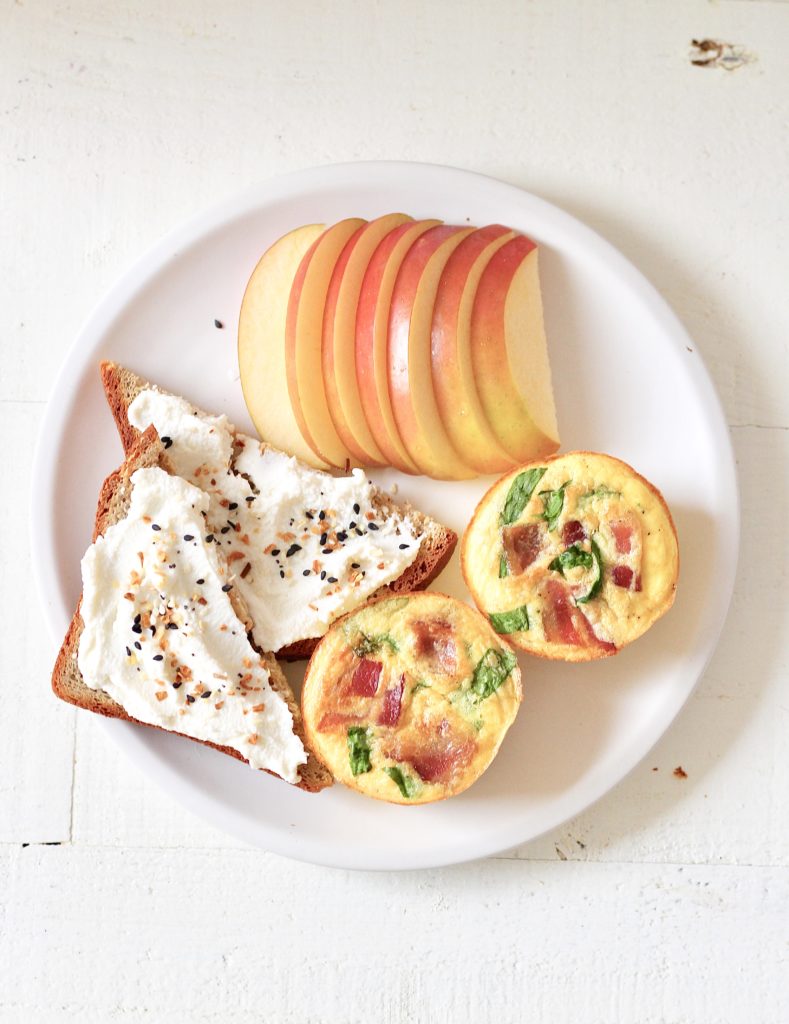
127, 389, 420, 652
77, 468, 307, 782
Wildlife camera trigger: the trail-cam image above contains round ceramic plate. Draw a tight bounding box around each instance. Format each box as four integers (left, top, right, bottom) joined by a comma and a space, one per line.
31, 162, 738, 870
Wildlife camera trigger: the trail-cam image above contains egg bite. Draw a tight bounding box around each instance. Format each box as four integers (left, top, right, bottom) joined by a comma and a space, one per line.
461, 452, 679, 661
301, 592, 522, 804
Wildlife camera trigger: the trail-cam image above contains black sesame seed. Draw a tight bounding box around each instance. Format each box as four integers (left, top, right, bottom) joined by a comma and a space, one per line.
399, 543, 409, 549
134, 614, 141, 623
320, 571, 326, 580
286, 543, 301, 557
318, 510, 326, 520
206, 534, 214, 543
245, 495, 255, 502
353, 503, 360, 514
355, 528, 364, 537
153, 654, 163, 662
196, 578, 205, 585
166, 623, 178, 630
221, 584, 232, 592
172, 681, 182, 689
228, 502, 238, 511
221, 526, 230, 534
134, 641, 142, 650
348, 521, 357, 530
368, 522, 379, 531
327, 576, 338, 584
302, 569, 310, 577
151, 523, 161, 531
214, 319, 223, 329
270, 548, 280, 556
336, 531, 348, 542
186, 694, 195, 704
305, 511, 314, 520
322, 547, 332, 555
161, 436, 173, 449
319, 532, 328, 545
351, 562, 360, 569
183, 534, 194, 542
150, 626, 156, 635
279, 569, 285, 579
131, 623, 142, 635
125, 646, 131, 657
201, 690, 212, 699
168, 563, 176, 569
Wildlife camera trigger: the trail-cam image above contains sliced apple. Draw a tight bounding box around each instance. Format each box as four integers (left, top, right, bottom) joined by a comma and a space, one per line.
470, 236, 560, 461
322, 213, 413, 466
239, 224, 330, 469
355, 219, 441, 474
285, 218, 367, 468
386, 224, 477, 480
430, 225, 519, 474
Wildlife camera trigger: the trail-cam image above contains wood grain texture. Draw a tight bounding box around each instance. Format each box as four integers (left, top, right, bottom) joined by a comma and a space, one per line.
2, 0, 788, 1020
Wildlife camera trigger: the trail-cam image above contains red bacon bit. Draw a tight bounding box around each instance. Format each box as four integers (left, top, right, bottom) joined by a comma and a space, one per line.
612, 565, 633, 589
502, 522, 543, 575
317, 711, 364, 732
411, 619, 457, 674
611, 519, 634, 554
378, 675, 404, 727
347, 659, 382, 698
541, 578, 616, 652
562, 520, 586, 546
387, 719, 476, 783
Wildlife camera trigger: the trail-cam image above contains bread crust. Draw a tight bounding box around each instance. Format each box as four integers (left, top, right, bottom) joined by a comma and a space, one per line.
51, 425, 332, 792
100, 361, 457, 659
461, 451, 679, 662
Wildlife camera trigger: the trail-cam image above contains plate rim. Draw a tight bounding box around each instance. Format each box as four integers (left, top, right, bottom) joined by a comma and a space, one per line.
31, 160, 740, 869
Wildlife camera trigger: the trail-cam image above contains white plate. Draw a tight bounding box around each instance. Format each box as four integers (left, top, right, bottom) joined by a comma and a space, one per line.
31, 162, 738, 870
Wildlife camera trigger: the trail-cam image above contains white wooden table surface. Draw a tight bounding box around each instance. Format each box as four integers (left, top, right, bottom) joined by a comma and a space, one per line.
2, 2, 787, 1021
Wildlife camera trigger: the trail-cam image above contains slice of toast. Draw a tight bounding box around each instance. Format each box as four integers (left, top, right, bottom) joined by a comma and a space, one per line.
51, 425, 333, 792
100, 361, 457, 660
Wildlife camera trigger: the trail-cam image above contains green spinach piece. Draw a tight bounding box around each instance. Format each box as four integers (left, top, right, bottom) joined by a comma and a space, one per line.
469, 647, 518, 700
352, 631, 399, 658
538, 480, 570, 531
383, 766, 418, 798
500, 467, 547, 525
347, 726, 372, 775
498, 551, 510, 578
575, 539, 603, 604
577, 486, 621, 508
489, 605, 530, 635
549, 544, 593, 575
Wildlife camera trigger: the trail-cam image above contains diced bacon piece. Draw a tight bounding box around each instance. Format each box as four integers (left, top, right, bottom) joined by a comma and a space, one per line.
541, 578, 616, 653
612, 565, 634, 589
611, 518, 634, 554
411, 619, 458, 674
348, 659, 382, 697
502, 521, 543, 575
562, 519, 586, 546
378, 675, 405, 727
387, 719, 476, 783
317, 711, 364, 733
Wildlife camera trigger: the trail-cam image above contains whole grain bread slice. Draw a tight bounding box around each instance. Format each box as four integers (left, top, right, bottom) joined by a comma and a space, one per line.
100, 361, 457, 660
51, 425, 333, 793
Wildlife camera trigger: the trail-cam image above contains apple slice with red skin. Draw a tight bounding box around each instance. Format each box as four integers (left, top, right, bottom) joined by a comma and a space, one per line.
469, 235, 560, 462
387, 224, 478, 480
239, 223, 331, 469
285, 218, 366, 468
322, 213, 413, 466
355, 219, 441, 474
430, 225, 519, 474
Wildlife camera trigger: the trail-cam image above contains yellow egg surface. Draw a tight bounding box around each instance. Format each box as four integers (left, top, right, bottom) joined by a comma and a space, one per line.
461, 452, 679, 661
301, 592, 522, 804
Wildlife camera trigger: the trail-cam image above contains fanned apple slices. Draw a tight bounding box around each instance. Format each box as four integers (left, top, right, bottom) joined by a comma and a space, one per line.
238, 215, 560, 479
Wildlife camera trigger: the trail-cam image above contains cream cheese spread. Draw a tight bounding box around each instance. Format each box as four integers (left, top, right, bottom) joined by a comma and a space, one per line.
77, 467, 307, 782
127, 389, 420, 652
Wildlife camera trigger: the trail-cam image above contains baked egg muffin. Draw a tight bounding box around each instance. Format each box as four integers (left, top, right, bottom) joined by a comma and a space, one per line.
301, 592, 522, 804
462, 452, 679, 661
